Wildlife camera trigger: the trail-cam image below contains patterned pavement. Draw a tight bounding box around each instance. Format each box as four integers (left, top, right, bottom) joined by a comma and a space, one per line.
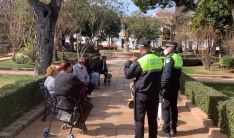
15, 58, 209, 138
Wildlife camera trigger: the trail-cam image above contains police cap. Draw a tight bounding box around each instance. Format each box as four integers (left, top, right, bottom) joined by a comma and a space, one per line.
166, 41, 178, 48
138, 38, 151, 48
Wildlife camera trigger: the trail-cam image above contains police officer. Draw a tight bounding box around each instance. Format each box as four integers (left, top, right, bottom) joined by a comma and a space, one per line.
124, 38, 163, 138
160, 41, 183, 137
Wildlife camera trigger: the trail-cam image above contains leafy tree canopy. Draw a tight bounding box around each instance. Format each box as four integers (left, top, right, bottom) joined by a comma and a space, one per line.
124, 14, 161, 40
60, 0, 121, 38
132, 0, 197, 13
192, 0, 233, 35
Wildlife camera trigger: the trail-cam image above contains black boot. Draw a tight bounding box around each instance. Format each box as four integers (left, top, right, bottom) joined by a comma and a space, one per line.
170, 128, 177, 136
159, 128, 171, 138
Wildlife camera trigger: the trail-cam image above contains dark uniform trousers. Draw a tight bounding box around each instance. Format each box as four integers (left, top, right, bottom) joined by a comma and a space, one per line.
162, 86, 179, 132
135, 92, 159, 138
124, 52, 163, 138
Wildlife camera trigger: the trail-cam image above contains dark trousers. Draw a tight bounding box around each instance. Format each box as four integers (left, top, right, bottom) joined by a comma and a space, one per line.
162, 90, 179, 132
135, 93, 158, 138
87, 82, 95, 95
103, 73, 108, 83
99, 71, 108, 84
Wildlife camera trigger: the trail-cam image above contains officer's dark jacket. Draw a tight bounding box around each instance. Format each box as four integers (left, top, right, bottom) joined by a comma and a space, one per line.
161, 52, 183, 95
124, 52, 163, 95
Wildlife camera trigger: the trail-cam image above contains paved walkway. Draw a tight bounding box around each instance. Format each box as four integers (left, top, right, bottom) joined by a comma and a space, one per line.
0, 69, 35, 75
16, 58, 209, 138
0, 54, 12, 61
191, 76, 234, 83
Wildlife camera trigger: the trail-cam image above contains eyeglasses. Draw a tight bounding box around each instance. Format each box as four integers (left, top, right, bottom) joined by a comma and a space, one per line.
79, 62, 84, 64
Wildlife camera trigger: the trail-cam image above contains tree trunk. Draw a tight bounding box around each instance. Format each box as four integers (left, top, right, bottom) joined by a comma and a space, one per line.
53, 33, 59, 62
70, 35, 75, 52
232, 8, 234, 21
12, 46, 17, 59
76, 34, 81, 58
28, 0, 61, 75
196, 39, 199, 54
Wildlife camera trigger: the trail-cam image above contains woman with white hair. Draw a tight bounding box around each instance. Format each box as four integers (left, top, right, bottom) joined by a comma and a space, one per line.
44, 65, 58, 95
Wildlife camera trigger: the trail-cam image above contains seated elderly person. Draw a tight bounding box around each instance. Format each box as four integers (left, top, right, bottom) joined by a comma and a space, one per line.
95, 56, 108, 85
55, 60, 88, 132
44, 65, 57, 95
84, 54, 94, 76
73, 57, 95, 96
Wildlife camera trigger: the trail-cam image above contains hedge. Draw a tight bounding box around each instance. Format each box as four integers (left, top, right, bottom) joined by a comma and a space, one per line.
57, 51, 100, 66
160, 56, 202, 66
0, 45, 11, 56
181, 73, 234, 137
57, 52, 78, 64
183, 58, 203, 66
180, 73, 228, 126
218, 99, 234, 137
0, 78, 45, 131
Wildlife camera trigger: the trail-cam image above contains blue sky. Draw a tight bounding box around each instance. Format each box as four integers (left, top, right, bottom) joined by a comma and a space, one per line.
126, 0, 175, 16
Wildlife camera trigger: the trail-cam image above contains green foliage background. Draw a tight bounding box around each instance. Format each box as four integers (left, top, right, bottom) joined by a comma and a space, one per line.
124, 14, 161, 40
192, 0, 233, 35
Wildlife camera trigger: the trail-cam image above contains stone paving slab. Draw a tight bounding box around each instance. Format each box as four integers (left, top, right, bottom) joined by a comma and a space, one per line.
15, 58, 210, 138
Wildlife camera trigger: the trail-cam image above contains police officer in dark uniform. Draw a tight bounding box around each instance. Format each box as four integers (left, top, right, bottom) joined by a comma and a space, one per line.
124, 39, 163, 138
160, 41, 183, 137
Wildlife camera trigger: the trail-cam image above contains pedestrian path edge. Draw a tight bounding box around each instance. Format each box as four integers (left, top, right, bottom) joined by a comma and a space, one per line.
0, 104, 44, 138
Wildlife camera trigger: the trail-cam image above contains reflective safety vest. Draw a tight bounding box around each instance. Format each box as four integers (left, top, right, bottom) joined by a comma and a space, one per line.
164, 53, 183, 69
138, 54, 163, 72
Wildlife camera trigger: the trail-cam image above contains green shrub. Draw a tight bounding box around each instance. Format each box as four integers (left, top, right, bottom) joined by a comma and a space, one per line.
180, 73, 194, 94
219, 56, 234, 69
161, 56, 202, 66
57, 52, 78, 64
57, 51, 101, 66
0, 44, 11, 56
181, 73, 228, 126
90, 53, 101, 67
85, 45, 96, 53
183, 58, 203, 66
98, 46, 116, 50
0, 77, 44, 130
182, 53, 198, 58
181, 73, 234, 137
218, 99, 234, 138
14, 55, 31, 64
161, 34, 170, 40
20, 38, 37, 63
